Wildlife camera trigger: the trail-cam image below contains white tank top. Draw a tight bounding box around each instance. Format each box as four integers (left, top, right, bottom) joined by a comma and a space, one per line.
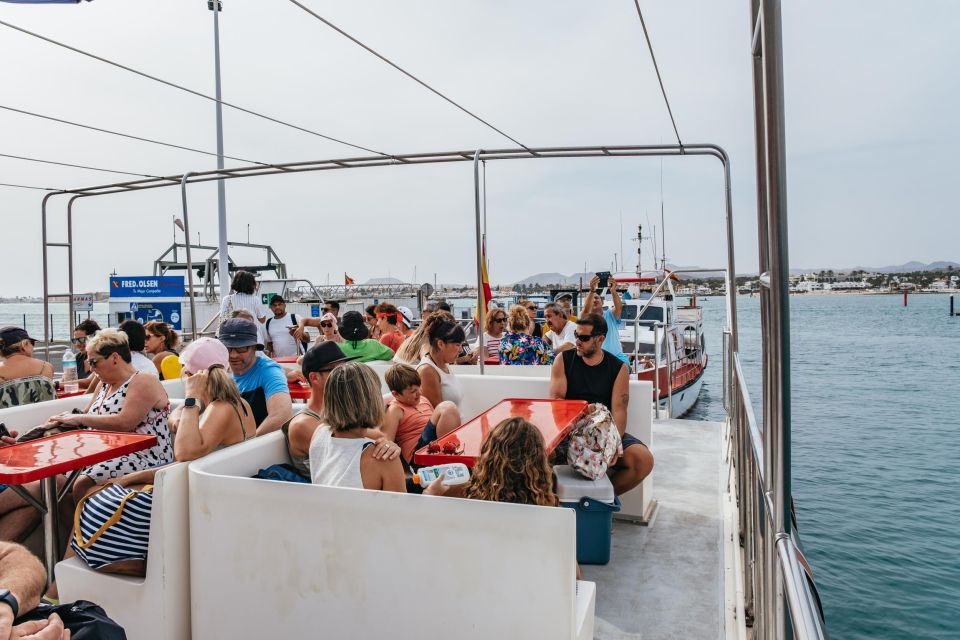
308, 425, 374, 489
417, 354, 464, 409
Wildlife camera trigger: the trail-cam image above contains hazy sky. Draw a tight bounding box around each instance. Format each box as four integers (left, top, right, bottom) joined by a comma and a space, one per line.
0, 0, 957, 296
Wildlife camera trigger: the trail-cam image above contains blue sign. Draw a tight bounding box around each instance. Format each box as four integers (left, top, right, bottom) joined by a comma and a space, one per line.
110, 276, 184, 298
129, 302, 183, 330
310, 305, 321, 317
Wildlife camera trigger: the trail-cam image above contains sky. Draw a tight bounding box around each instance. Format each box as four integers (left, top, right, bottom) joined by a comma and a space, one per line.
0, 0, 957, 296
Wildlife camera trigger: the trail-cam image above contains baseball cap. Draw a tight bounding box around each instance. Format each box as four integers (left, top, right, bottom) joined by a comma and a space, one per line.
179, 337, 231, 374
217, 318, 263, 350
302, 341, 357, 377
397, 306, 414, 328
270, 294, 285, 304
553, 292, 573, 302
320, 312, 338, 327
0, 326, 35, 347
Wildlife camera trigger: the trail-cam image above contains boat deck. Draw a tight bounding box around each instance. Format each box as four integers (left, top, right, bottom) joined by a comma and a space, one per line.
583, 417, 730, 640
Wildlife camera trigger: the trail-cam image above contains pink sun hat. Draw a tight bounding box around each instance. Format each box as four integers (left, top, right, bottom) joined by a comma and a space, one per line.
179, 337, 230, 374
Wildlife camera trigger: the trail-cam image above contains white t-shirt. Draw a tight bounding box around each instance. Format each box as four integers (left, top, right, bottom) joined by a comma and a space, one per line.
544, 320, 576, 351
265, 313, 300, 357
219, 292, 268, 342
130, 351, 159, 377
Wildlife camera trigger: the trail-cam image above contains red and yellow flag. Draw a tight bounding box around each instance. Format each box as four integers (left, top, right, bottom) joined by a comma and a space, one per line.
344, 273, 355, 286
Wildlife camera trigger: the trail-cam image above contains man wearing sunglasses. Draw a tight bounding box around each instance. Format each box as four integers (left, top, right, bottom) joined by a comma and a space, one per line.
550, 313, 654, 496
71, 319, 101, 390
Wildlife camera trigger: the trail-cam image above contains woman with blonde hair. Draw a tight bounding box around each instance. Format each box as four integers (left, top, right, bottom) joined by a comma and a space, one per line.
143, 320, 180, 377
309, 362, 404, 490
394, 311, 455, 365
471, 307, 507, 362
498, 305, 552, 366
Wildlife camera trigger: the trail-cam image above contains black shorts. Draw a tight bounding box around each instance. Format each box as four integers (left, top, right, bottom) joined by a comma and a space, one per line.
609, 433, 648, 472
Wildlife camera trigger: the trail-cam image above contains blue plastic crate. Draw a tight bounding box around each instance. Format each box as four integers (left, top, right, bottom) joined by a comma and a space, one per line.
561, 495, 621, 564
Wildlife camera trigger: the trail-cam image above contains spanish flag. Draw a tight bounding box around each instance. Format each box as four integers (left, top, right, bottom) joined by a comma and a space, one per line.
477, 240, 492, 322
345, 273, 355, 286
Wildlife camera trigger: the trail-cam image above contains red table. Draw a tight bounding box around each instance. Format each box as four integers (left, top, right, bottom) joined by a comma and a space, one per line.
413, 398, 587, 468
288, 381, 311, 401
0, 431, 158, 583
55, 388, 89, 400
273, 356, 300, 364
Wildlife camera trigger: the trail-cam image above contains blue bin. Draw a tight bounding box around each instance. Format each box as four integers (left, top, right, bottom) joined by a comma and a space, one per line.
554, 465, 620, 565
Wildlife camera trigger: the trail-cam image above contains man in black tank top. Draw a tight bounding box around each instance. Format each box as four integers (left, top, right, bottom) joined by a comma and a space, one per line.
550, 313, 655, 495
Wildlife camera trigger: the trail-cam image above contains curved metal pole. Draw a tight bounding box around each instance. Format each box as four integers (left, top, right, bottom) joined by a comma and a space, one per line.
473, 149, 485, 374
66, 195, 83, 337
179, 173, 199, 340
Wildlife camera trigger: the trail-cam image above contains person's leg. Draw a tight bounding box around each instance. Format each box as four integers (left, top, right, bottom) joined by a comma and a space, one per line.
71, 475, 96, 503
431, 401, 461, 438
0, 483, 42, 545
609, 437, 654, 496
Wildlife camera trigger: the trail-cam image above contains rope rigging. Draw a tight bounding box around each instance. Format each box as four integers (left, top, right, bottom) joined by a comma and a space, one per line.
631, 0, 682, 147
0, 152, 167, 180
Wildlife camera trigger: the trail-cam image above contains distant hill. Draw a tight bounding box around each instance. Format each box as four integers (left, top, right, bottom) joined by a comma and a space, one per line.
794, 261, 959, 275
363, 277, 404, 285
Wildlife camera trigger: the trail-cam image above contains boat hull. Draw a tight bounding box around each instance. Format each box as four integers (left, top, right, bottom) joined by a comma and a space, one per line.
658, 365, 705, 418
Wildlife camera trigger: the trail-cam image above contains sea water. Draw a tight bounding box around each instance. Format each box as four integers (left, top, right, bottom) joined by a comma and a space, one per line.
689, 293, 960, 640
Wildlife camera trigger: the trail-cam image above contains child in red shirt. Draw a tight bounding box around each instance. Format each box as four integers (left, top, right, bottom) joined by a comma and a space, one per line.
382, 364, 461, 464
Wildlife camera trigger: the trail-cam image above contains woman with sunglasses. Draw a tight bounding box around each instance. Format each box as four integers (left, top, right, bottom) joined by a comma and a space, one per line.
47, 328, 173, 502
71, 319, 101, 387
143, 321, 181, 377
471, 308, 507, 363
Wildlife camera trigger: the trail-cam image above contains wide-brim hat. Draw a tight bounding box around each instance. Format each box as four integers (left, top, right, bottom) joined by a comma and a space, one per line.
217, 318, 263, 350
339, 311, 369, 342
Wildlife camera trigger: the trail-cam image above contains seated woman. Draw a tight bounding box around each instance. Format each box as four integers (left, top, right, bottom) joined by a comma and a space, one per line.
0, 327, 54, 408
309, 362, 404, 490
47, 329, 174, 502
393, 311, 453, 366
472, 309, 506, 362
62, 338, 254, 582
498, 305, 553, 366
382, 363, 460, 465
143, 320, 180, 378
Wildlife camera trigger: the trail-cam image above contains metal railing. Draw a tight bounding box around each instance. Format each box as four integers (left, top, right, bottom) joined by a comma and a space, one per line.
726, 345, 826, 639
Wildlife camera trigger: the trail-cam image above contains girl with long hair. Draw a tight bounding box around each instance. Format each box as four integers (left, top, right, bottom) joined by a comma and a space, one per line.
464, 417, 557, 506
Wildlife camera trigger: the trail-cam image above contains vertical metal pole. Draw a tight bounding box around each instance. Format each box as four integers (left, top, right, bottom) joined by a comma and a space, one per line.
653, 323, 660, 419
665, 325, 673, 418
211, 0, 230, 300
41, 476, 57, 586
66, 196, 81, 338
473, 150, 485, 375
40, 192, 60, 359
180, 173, 200, 340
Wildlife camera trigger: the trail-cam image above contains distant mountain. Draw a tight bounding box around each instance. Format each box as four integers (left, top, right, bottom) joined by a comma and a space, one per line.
794, 261, 959, 275
363, 277, 404, 285
514, 272, 596, 286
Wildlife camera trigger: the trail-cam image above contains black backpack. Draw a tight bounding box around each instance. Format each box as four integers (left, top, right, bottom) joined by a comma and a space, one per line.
266, 313, 310, 354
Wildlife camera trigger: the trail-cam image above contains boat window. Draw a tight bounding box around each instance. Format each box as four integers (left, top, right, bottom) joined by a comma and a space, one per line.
621, 305, 664, 323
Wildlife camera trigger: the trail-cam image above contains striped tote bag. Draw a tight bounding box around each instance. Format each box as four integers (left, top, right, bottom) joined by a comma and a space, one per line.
72, 483, 154, 570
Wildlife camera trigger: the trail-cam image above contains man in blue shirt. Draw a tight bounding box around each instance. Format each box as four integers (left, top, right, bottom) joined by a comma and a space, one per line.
580, 275, 630, 366
219, 318, 292, 435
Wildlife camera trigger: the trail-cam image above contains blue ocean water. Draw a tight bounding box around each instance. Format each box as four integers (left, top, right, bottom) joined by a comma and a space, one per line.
688, 293, 960, 640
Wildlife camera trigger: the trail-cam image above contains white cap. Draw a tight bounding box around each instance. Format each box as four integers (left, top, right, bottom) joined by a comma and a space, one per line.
396, 306, 414, 328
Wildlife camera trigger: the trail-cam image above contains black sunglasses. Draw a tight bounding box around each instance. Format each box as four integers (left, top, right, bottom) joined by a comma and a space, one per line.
574, 332, 600, 342
492, 317, 506, 323
320, 322, 333, 328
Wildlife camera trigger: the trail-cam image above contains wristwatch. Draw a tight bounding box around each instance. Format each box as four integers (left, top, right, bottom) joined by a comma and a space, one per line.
0, 589, 19, 618
183, 398, 199, 409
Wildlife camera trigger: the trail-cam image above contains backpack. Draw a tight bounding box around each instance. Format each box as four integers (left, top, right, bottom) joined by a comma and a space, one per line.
0, 376, 56, 409
266, 313, 310, 354
566, 403, 623, 480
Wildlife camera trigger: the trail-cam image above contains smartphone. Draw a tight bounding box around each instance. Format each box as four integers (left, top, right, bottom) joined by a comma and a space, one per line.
596, 271, 611, 290
0, 423, 10, 439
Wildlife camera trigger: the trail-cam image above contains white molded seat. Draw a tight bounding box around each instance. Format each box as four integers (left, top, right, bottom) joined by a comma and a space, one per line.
188, 432, 595, 639
55, 462, 190, 640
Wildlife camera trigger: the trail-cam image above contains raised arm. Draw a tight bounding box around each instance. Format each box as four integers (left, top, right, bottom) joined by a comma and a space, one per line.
580, 275, 601, 320
610, 277, 623, 319
293, 317, 322, 342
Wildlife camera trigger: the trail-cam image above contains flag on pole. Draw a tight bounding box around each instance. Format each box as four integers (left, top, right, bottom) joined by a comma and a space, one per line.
344, 273, 355, 286
474, 239, 492, 325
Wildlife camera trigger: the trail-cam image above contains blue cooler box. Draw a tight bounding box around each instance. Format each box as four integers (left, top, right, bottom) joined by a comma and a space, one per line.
554, 465, 621, 565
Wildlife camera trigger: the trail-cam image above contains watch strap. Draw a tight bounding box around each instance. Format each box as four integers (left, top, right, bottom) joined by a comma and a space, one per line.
0, 589, 19, 618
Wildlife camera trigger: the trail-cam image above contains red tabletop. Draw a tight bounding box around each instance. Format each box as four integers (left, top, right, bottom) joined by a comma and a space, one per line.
0, 431, 158, 484
413, 398, 587, 468
55, 389, 89, 400
274, 356, 300, 364
288, 381, 311, 401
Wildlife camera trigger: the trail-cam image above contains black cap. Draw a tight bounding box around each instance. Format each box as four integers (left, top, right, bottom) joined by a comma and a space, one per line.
0, 326, 35, 347
339, 311, 369, 342
217, 318, 263, 350
269, 294, 285, 304
302, 341, 357, 377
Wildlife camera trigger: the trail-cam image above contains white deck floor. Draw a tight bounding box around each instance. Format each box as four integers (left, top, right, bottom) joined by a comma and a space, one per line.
583, 417, 728, 640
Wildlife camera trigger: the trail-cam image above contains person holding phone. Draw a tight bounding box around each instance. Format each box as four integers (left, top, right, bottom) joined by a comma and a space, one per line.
580, 274, 629, 365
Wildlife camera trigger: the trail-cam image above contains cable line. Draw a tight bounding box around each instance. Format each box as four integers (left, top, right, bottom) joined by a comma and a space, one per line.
631, 0, 682, 147
285, 0, 531, 152
0, 18, 390, 157
0, 182, 65, 191
0, 152, 166, 179
0, 104, 270, 167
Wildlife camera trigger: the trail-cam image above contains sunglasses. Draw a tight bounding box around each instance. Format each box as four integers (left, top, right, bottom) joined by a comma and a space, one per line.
70, 336, 87, 345
492, 317, 506, 323
525, 306, 537, 311
320, 322, 333, 328
227, 346, 253, 354
87, 353, 112, 368
574, 332, 600, 342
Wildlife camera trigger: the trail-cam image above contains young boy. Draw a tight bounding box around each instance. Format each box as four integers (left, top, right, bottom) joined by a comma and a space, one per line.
382, 364, 461, 464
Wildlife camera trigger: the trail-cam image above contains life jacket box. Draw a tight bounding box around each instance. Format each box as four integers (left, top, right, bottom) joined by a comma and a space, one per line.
553, 464, 620, 565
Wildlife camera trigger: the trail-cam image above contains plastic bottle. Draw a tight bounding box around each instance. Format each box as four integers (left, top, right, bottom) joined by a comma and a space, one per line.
61, 350, 79, 394
412, 463, 471, 487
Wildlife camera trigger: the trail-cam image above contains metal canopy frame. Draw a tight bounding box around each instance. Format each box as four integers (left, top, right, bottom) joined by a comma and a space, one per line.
41, 143, 739, 347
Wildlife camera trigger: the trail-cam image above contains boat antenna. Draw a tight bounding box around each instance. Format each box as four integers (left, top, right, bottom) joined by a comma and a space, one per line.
634, 225, 643, 276
619, 209, 624, 272
660, 157, 667, 271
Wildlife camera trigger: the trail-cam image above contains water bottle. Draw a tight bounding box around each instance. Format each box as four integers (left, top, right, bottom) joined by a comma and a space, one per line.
412, 463, 471, 487
61, 350, 79, 394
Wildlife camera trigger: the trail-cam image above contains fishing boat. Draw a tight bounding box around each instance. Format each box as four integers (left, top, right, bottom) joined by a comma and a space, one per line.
1, 1, 826, 638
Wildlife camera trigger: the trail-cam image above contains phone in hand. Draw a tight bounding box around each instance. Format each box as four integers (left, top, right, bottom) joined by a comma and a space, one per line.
596, 271, 611, 290
0, 423, 10, 439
